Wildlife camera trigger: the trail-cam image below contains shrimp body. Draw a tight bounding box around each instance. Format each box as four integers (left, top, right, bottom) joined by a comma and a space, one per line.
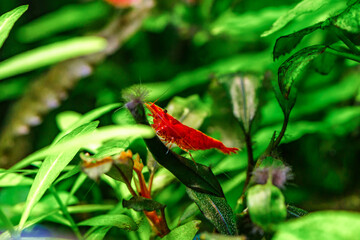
145, 102, 239, 155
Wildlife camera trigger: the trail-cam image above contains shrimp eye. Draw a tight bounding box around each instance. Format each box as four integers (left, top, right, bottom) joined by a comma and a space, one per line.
163, 109, 168, 114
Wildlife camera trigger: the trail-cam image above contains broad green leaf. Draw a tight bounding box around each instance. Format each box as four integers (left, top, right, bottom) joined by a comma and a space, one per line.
0, 36, 107, 81
262, 0, 331, 36
247, 183, 287, 231
78, 214, 138, 231
334, 1, 360, 33
163, 220, 200, 240
56, 111, 82, 131
178, 203, 200, 225
273, 22, 326, 60
122, 196, 165, 212
0, 5, 28, 49
278, 45, 327, 99
16, 1, 109, 43
187, 188, 237, 235
0, 171, 33, 187
226, 74, 258, 133
273, 211, 360, 240
18, 122, 98, 229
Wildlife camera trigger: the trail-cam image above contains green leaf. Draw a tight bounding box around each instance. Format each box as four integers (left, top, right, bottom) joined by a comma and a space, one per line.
226, 74, 259, 133
187, 188, 237, 235
178, 203, 200, 225
126, 99, 225, 197
199, 233, 246, 240
78, 214, 138, 231
123, 196, 166, 212
334, 1, 360, 33
18, 122, 98, 229
163, 220, 200, 240
0, 36, 107, 81
261, 0, 330, 37
0, 5, 28, 49
16, 1, 110, 43
273, 211, 360, 240
247, 183, 287, 231
273, 22, 326, 60
0, 171, 33, 187
278, 45, 327, 99
86, 227, 111, 240
287, 205, 308, 218
56, 111, 82, 131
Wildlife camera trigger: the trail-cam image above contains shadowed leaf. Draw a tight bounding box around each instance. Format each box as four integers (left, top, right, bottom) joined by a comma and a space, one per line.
187, 188, 237, 235
123, 196, 165, 212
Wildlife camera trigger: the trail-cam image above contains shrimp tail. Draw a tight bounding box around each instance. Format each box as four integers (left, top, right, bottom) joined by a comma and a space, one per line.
218, 146, 239, 155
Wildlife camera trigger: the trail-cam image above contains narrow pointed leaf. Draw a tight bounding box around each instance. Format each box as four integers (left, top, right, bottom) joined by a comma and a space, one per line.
0, 36, 107, 81
0, 5, 28, 49
18, 122, 99, 229
187, 188, 237, 235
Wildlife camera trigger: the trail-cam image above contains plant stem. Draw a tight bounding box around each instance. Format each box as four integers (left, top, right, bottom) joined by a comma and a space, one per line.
148, 171, 155, 193
326, 47, 360, 63
273, 115, 289, 149
333, 26, 360, 55
49, 186, 83, 240
113, 165, 138, 197
242, 132, 254, 195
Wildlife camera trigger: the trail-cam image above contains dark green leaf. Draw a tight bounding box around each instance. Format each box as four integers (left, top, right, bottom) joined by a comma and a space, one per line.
273, 211, 360, 240
106, 155, 134, 183
178, 203, 200, 225
313, 52, 337, 75
162, 220, 200, 240
0, 5, 28, 49
187, 188, 237, 235
278, 45, 327, 99
247, 183, 287, 231
78, 214, 138, 231
287, 205, 308, 218
122, 196, 165, 212
273, 22, 328, 60
126, 99, 225, 197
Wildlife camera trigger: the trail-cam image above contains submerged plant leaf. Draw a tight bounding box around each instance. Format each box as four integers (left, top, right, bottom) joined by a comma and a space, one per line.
273, 211, 360, 240
18, 122, 99, 229
287, 205, 308, 218
106, 151, 134, 183
0, 36, 107, 81
278, 45, 327, 99
227, 74, 258, 133
334, 1, 360, 33
163, 220, 201, 240
0, 5, 28, 49
187, 188, 237, 235
247, 183, 287, 231
273, 22, 327, 60
261, 0, 331, 37
78, 214, 138, 231
123, 196, 165, 212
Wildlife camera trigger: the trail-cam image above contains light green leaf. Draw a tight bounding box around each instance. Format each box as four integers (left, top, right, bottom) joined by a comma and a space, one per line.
16, 1, 109, 43
163, 220, 201, 240
262, 0, 330, 37
0, 5, 28, 49
334, 2, 360, 33
18, 122, 98, 229
0, 36, 107, 81
273, 211, 360, 240
56, 111, 82, 131
67, 204, 114, 214
0, 171, 33, 187
78, 214, 138, 231
86, 227, 111, 240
